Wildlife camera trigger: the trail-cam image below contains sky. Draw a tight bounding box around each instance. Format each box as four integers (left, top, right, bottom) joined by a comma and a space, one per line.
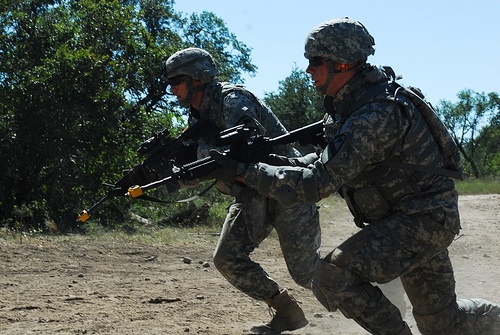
173, 0, 500, 106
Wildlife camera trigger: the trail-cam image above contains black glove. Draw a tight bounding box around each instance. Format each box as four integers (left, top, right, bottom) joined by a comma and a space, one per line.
129, 164, 181, 193
175, 143, 198, 166
128, 163, 159, 186
209, 150, 248, 184
266, 152, 319, 167
108, 164, 154, 196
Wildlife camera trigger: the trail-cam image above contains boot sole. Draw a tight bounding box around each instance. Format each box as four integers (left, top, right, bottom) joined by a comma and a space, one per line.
250, 319, 309, 334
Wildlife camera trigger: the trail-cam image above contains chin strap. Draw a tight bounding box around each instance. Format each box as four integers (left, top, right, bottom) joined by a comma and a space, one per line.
179, 79, 206, 107
317, 61, 366, 95
316, 61, 340, 95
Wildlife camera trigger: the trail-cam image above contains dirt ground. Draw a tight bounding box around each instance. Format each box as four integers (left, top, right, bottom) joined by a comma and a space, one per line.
0, 194, 499, 335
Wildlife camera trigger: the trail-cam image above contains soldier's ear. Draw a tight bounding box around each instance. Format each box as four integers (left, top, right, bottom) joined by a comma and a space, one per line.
192, 79, 205, 88
198, 69, 212, 83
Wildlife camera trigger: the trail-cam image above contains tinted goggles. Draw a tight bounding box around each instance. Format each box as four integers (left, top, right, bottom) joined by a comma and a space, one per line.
167, 75, 187, 87
308, 57, 325, 67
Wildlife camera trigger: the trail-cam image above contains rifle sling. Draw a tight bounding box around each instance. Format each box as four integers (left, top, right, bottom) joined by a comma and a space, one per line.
136, 180, 217, 204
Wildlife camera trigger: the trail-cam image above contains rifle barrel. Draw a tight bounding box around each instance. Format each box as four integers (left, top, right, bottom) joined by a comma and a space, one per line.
270, 120, 324, 146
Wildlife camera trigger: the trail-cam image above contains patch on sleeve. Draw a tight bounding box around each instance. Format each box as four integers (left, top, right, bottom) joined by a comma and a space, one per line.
321, 134, 346, 164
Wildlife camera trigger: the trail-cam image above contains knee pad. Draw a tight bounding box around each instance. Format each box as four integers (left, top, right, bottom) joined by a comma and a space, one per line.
311, 258, 360, 312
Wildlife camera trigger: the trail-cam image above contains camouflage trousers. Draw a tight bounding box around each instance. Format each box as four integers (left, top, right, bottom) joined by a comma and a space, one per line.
312, 210, 500, 335
213, 187, 321, 301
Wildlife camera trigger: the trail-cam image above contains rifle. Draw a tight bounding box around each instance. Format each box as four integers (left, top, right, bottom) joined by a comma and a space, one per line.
77, 116, 216, 223
127, 119, 325, 199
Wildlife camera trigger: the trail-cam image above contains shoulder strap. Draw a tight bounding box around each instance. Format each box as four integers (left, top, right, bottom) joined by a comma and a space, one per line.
391, 85, 464, 179
207, 82, 256, 130
350, 81, 464, 180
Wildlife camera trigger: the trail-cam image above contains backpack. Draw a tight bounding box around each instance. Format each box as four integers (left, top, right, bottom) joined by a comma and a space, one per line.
392, 85, 464, 180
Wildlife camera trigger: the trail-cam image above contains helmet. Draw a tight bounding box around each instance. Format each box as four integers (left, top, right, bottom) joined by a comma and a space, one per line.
162, 47, 218, 84
304, 17, 375, 63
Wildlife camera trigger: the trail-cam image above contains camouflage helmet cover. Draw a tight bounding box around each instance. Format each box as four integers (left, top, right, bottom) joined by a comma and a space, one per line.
304, 17, 375, 63
162, 47, 218, 84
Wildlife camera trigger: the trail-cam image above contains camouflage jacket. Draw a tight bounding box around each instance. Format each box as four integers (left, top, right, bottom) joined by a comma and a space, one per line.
187, 79, 299, 194
244, 65, 460, 233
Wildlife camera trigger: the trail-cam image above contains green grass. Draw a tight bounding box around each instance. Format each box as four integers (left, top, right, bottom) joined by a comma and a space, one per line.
2, 178, 498, 244
455, 177, 500, 195
0, 223, 221, 246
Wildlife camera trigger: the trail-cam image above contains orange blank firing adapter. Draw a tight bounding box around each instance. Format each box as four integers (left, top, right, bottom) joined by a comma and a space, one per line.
77, 210, 90, 222
128, 185, 144, 198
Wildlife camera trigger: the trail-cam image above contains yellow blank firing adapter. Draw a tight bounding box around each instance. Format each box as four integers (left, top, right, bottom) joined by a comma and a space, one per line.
128, 185, 144, 198
77, 210, 90, 222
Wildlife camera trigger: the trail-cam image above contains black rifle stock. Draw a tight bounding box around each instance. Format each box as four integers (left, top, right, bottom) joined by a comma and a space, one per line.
127, 119, 325, 199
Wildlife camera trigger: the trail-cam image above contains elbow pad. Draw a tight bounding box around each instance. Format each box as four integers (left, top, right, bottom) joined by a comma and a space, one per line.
256, 165, 298, 205
302, 168, 320, 203
256, 165, 319, 205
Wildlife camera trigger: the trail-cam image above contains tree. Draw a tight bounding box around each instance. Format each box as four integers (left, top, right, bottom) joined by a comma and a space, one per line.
474, 97, 500, 176
0, 0, 256, 231
181, 11, 256, 85
263, 66, 324, 131
435, 89, 500, 178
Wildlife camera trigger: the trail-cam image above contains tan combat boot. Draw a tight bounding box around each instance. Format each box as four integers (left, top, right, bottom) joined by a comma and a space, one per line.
456, 298, 500, 334
250, 289, 308, 334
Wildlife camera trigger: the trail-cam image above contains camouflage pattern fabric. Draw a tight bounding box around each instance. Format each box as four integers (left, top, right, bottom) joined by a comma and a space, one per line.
304, 17, 375, 63
242, 65, 500, 334
162, 48, 218, 84
187, 79, 321, 300
243, 66, 461, 226
314, 211, 458, 334
214, 186, 320, 300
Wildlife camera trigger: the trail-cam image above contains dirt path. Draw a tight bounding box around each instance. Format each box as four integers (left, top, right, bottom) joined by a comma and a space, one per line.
0, 194, 499, 334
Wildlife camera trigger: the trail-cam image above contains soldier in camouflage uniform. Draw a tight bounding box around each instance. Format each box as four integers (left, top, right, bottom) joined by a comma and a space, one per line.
210, 18, 500, 335
162, 48, 321, 334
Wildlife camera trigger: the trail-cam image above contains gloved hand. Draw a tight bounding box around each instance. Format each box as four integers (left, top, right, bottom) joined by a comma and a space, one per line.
175, 143, 198, 166
128, 163, 159, 186
109, 163, 158, 196
266, 152, 319, 167
209, 150, 248, 184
